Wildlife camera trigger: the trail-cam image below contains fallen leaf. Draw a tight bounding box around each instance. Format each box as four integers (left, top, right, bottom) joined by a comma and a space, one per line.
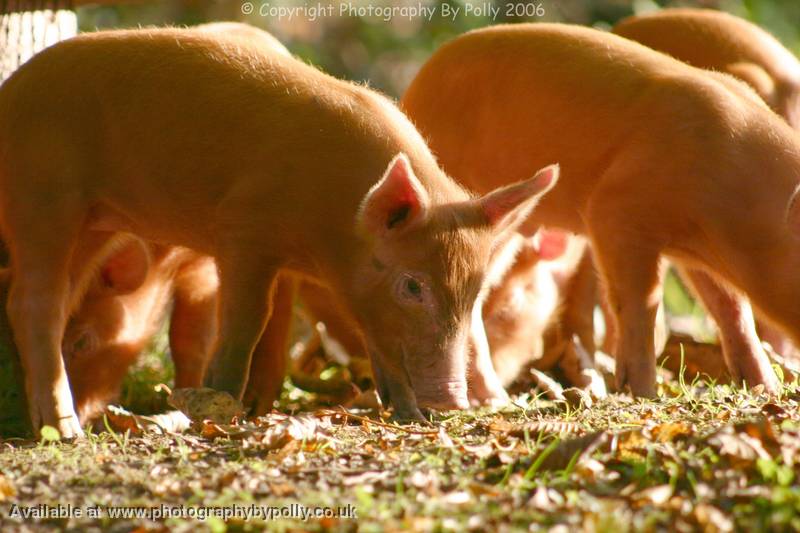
104, 405, 191, 434
168, 388, 244, 424
200, 421, 253, 440
529, 368, 566, 400
651, 422, 693, 443
442, 491, 471, 505
254, 413, 331, 450
635, 484, 673, 506
342, 471, 390, 486
695, 503, 734, 532
0, 474, 15, 501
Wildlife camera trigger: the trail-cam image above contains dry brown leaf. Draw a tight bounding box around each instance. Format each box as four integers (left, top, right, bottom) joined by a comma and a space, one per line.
342, 470, 390, 486
735, 417, 780, 451
104, 405, 145, 434
612, 430, 649, 460
437, 427, 454, 448
537, 431, 607, 472
200, 421, 253, 440
467, 481, 501, 498
528, 487, 553, 509
660, 334, 728, 382
268, 482, 296, 497
560, 336, 608, 400
254, 413, 331, 450
710, 430, 771, 464
168, 387, 244, 424
442, 491, 471, 505
695, 503, 734, 532
104, 406, 192, 435
347, 389, 381, 410
529, 368, 566, 400
761, 402, 788, 419
460, 442, 495, 459
0, 474, 15, 501
635, 484, 673, 506
141, 410, 192, 433
488, 418, 514, 434
651, 422, 693, 443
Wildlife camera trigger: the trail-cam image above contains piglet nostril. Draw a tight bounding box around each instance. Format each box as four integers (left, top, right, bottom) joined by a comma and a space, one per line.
357, 377, 374, 391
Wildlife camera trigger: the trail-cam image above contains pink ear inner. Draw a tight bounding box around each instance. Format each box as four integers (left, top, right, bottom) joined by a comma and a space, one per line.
359, 153, 430, 236
533, 229, 569, 260
101, 240, 151, 294
481, 164, 559, 227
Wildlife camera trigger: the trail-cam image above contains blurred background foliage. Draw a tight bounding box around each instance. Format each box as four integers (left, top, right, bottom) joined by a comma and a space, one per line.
76, 0, 800, 98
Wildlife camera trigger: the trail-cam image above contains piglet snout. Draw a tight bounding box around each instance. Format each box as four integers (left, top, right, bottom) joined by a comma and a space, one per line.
413, 379, 470, 410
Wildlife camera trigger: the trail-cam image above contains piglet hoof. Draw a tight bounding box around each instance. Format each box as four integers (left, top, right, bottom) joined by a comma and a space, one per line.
618, 373, 657, 399
389, 406, 429, 425
242, 386, 280, 417
614, 351, 657, 399
468, 377, 510, 407
728, 345, 781, 396
50, 415, 84, 440
616, 368, 657, 399
626, 381, 657, 399
244, 395, 273, 418
475, 390, 511, 408
32, 414, 84, 440
741, 367, 781, 397
29, 388, 84, 439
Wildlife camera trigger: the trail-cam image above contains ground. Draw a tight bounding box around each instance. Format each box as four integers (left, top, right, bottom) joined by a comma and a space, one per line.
2, 363, 800, 532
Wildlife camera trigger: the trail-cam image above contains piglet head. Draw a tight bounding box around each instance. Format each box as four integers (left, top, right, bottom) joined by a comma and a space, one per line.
482, 230, 571, 386
98, 239, 152, 295
351, 153, 558, 420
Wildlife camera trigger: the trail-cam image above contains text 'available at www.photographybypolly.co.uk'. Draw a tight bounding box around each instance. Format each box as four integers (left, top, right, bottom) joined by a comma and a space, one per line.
4, 502, 358, 522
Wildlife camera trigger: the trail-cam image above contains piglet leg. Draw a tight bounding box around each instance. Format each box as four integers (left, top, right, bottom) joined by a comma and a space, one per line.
758, 321, 800, 359
589, 220, 663, 397
202, 253, 280, 400
467, 298, 509, 405
679, 266, 779, 393
170, 256, 219, 388
244, 274, 296, 415
6, 207, 89, 438
561, 250, 598, 355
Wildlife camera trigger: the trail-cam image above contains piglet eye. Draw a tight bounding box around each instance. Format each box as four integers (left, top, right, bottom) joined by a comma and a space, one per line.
405, 277, 422, 298
394, 273, 427, 305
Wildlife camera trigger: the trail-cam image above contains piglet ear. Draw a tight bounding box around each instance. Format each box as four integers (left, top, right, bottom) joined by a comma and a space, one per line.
358, 153, 430, 237
532, 228, 569, 260
788, 186, 800, 236
100, 239, 151, 294
480, 164, 558, 234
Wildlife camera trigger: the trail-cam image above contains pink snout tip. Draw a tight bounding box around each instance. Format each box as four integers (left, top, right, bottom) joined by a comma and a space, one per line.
414, 381, 470, 411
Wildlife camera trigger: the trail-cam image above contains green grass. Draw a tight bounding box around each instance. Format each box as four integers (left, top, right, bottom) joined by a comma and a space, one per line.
2, 279, 798, 530
3, 374, 800, 531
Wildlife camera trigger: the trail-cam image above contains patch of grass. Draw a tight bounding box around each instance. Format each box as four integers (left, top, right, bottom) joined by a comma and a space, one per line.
3, 378, 800, 530
119, 323, 174, 415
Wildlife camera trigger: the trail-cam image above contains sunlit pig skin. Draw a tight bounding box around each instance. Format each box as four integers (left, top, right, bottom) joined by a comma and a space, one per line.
0, 26, 557, 436
402, 23, 800, 398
